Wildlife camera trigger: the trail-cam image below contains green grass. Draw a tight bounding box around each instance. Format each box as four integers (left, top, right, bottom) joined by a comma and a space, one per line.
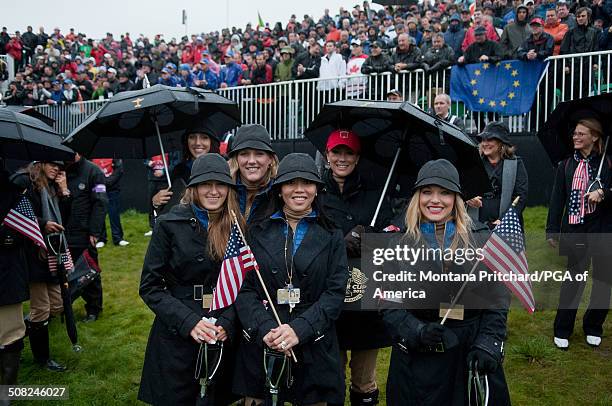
16, 207, 612, 405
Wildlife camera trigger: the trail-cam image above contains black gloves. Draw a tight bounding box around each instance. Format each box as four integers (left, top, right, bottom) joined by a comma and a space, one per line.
467, 349, 498, 373
344, 225, 365, 257
418, 323, 445, 346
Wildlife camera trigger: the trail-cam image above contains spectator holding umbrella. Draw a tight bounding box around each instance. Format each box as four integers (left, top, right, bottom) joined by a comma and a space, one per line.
318, 129, 393, 406
466, 122, 528, 229
546, 117, 611, 349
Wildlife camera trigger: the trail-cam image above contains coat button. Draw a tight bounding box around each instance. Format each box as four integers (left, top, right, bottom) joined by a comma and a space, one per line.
271, 268, 278, 274
346, 215, 353, 221
196, 255, 205, 262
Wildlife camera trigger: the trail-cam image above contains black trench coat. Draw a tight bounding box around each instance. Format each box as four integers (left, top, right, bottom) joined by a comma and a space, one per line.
381, 224, 511, 406
138, 204, 237, 406
319, 169, 393, 350
233, 215, 348, 405
0, 171, 29, 306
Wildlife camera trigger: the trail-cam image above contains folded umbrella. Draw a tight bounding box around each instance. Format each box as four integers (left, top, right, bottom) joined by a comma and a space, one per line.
0, 108, 75, 161
63, 85, 241, 186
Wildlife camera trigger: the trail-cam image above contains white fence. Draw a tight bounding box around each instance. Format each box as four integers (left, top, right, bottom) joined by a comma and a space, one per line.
28, 50, 612, 137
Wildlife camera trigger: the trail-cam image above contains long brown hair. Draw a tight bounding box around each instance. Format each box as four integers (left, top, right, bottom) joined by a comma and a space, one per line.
180, 185, 246, 260
27, 162, 59, 195
403, 188, 474, 250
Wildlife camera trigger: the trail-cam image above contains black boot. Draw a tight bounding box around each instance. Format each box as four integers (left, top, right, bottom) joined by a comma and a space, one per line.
0, 340, 23, 406
350, 389, 379, 406
28, 320, 66, 372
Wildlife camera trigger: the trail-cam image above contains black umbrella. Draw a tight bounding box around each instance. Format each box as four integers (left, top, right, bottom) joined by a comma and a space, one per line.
47, 233, 81, 352
305, 99, 489, 224
537, 93, 612, 165
63, 85, 241, 187
0, 108, 75, 161
2, 105, 56, 127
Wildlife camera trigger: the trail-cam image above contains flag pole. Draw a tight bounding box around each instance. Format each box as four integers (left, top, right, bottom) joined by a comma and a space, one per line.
440, 196, 521, 325
230, 210, 298, 363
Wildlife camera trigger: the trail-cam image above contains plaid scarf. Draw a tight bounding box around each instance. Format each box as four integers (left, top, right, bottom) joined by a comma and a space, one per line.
568, 152, 596, 224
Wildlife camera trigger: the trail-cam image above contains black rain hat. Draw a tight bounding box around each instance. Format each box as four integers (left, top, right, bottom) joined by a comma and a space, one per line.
273, 153, 323, 186
476, 121, 512, 145
187, 153, 234, 187
229, 124, 275, 155
413, 159, 462, 194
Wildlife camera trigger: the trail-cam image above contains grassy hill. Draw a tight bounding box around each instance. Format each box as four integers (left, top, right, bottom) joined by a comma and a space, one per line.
15, 208, 612, 405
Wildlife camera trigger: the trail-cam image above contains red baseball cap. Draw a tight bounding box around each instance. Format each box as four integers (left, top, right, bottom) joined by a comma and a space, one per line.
529, 17, 544, 26
326, 129, 361, 153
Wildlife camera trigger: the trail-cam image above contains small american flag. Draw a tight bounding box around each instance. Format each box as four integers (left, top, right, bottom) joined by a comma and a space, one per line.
1, 195, 47, 250
210, 222, 256, 311
482, 207, 535, 313
48, 246, 75, 275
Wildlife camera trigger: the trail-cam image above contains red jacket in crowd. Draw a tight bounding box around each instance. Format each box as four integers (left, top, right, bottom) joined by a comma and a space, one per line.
6, 38, 23, 61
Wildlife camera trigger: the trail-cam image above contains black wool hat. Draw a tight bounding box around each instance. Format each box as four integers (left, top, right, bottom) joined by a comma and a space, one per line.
274, 153, 323, 186
477, 121, 512, 145
187, 153, 234, 187
413, 159, 462, 194
229, 124, 275, 155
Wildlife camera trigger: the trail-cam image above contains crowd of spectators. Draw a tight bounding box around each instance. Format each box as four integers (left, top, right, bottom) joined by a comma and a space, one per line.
1, 0, 611, 106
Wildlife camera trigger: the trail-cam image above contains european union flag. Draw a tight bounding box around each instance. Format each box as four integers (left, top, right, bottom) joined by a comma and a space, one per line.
450, 60, 547, 115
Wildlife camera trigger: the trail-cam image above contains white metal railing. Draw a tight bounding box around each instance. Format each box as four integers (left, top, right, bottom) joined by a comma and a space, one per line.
0, 54, 15, 94
28, 50, 612, 137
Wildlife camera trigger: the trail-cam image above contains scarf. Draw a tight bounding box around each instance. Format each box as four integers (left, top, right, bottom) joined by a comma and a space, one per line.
568, 151, 596, 224
40, 186, 62, 226
283, 206, 312, 231
421, 221, 456, 250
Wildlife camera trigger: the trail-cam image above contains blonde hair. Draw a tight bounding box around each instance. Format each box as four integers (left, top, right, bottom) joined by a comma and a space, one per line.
180, 185, 246, 260
576, 118, 604, 155
403, 189, 474, 250
228, 151, 279, 185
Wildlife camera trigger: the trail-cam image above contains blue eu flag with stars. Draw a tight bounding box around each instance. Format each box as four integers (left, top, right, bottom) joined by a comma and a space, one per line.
450, 60, 547, 115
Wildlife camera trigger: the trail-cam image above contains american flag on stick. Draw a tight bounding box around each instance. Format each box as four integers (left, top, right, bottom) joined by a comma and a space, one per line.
48, 246, 75, 274
482, 206, 535, 313
1, 195, 47, 250
210, 221, 256, 311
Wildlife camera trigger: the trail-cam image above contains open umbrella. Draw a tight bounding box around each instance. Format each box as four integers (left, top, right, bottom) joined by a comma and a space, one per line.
305, 99, 489, 225
63, 85, 241, 187
537, 93, 612, 165
0, 108, 74, 161
2, 105, 56, 127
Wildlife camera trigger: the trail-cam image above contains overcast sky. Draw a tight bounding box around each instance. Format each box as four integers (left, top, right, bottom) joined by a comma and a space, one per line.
3, 0, 383, 39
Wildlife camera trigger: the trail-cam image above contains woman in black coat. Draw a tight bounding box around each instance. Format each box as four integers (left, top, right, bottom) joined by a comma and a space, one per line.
139, 154, 242, 405
233, 153, 349, 406
227, 124, 278, 226
13, 162, 72, 372
0, 168, 29, 387
381, 159, 511, 406
546, 117, 611, 349
318, 129, 393, 405
467, 122, 528, 229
